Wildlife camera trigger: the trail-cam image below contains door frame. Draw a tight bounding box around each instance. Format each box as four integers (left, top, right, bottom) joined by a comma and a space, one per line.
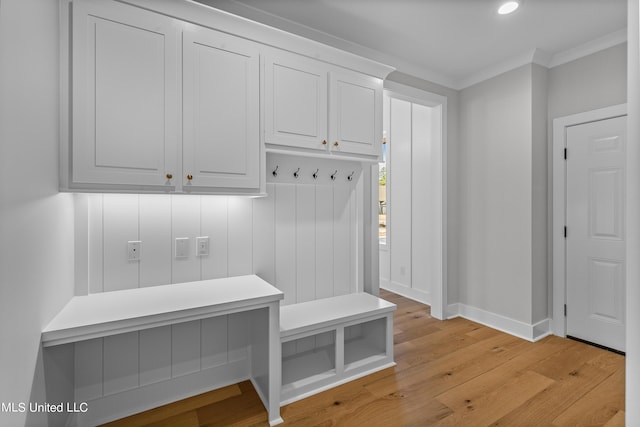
380, 80, 448, 320
552, 103, 627, 337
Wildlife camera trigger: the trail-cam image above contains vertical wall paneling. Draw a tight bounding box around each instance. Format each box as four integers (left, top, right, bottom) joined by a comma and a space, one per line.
103, 332, 139, 395
227, 312, 249, 362
171, 320, 202, 377
253, 184, 276, 285
171, 196, 201, 283
296, 185, 317, 303
275, 184, 297, 304
411, 104, 431, 294
74, 339, 103, 402
389, 98, 412, 289
333, 185, 352, 296
139, 195, 172, 287
227, 197, 253, 276
315, 185, 334, 299
88, 194, 104, 294
201, 196, 229, 280
201, 316, 228, 370
356, 174, 365, 293
139, 326, 172, 386
103, 194, 139, 292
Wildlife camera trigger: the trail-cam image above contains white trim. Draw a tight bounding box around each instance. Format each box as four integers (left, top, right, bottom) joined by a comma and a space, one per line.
548, 28, 628, 68
552, 104, 627, 338
447, 304, 552, 342
381, 280, 431, 306
381, 81, 448, 320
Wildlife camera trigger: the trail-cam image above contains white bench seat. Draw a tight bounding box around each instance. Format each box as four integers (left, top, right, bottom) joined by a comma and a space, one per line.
279, 292, 396, 405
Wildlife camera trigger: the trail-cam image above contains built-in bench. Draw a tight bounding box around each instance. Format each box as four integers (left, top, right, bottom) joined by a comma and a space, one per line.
279, 292, 397, 405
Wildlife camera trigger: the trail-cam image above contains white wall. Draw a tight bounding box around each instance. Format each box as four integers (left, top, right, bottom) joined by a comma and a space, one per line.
458, 65, 534, 324
0, 1, 76, 426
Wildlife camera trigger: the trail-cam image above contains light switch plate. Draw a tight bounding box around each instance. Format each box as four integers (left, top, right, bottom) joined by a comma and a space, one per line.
196, 236, 209, 257
175, 237, 189, 258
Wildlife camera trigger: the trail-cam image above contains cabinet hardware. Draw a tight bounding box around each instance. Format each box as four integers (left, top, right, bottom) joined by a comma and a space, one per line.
166, 173, 173, 180
187, 174, 193, 181
322, 140, 327, 145
333, 141, 339, 148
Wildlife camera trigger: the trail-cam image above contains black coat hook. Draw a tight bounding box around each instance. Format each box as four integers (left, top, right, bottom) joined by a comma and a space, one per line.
347, 171, 355, 181
312, 169, 319, 179
330, 170, 338, 181
272, 165, 279, 177
293, 167, 300, 179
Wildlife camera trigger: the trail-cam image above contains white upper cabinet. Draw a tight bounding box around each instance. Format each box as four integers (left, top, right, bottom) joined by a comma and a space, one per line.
265, 50, 383, 160
264, 52, 328, 151
329, 71, 382, 157
182, 26, 260, 191
70, 0, 179, 190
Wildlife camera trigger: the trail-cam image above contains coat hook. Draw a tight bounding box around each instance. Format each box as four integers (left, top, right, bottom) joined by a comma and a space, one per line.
347, 171, 355, 181
272, 165, 279, 177
312, 168, 319, 179
293, 167, 301, 179
330, 170, 338, 181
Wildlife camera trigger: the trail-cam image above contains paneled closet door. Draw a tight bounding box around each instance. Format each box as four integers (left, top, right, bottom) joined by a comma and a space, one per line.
329, 70, 382, 158
71, 0, 179, 188
264, 51, 328, 151
182, 26, 260, 190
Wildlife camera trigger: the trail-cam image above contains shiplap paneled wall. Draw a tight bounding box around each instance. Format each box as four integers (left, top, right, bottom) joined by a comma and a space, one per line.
76, 179, 360, 409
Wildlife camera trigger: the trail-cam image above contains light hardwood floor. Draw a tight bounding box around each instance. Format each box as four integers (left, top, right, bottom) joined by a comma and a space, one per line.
103, 290, 625, 427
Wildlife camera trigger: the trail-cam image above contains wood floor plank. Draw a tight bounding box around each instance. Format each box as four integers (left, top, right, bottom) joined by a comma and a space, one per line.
552, 368, 625, 426
434, 370, 555, 427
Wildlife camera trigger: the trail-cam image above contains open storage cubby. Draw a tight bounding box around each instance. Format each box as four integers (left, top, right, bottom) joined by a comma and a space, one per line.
282, 331, 336, 396
344, 317, 388, 371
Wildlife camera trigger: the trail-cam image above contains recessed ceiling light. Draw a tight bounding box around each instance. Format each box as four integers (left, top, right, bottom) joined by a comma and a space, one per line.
498, 1, 520, 15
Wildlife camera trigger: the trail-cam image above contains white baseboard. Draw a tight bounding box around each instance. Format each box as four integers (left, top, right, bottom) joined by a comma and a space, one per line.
447, 303, 552, 342
76, 359, 250, 427
381, 280, 431, 306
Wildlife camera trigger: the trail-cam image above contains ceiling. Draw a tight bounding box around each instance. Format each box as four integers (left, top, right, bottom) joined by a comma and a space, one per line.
195, 0, 627, 90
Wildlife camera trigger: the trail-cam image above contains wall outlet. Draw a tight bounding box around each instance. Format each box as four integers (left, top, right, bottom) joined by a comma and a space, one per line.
196, 236, 209, 257
175, 237, 189, 258
127, 241, 141, 261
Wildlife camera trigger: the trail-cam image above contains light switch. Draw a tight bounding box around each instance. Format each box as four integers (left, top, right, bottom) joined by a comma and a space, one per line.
175, 237, 189, 258
128, 241, 141, 261
196, 236, 209, 256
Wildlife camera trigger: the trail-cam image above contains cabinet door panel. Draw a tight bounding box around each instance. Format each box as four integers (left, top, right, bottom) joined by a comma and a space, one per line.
265, 53, 328, 151
330, 71, 382, 158
72, 0, 178, 187
183, 27, 260, 189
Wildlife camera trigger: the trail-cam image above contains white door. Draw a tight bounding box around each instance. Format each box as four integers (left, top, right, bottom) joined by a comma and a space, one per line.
71, 0, 179, 188
566, 115, 626, 352
329, 70, 382, 157
264, 52, 328, 151
182, 26, 260, 190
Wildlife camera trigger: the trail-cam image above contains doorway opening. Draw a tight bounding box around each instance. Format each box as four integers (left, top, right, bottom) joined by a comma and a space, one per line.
379, 81, 447, 320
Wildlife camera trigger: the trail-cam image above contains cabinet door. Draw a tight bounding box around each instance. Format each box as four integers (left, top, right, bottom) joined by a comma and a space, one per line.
264, 52, 328, 151
183, 27, 260, 190
329, 70, 382, 158
71, 0, 179, 188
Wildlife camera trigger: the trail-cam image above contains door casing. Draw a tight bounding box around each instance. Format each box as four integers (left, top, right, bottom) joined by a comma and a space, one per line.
552, 103, 627, 337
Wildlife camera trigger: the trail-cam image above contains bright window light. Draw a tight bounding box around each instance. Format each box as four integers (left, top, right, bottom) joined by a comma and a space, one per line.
498, 1, 520, 15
